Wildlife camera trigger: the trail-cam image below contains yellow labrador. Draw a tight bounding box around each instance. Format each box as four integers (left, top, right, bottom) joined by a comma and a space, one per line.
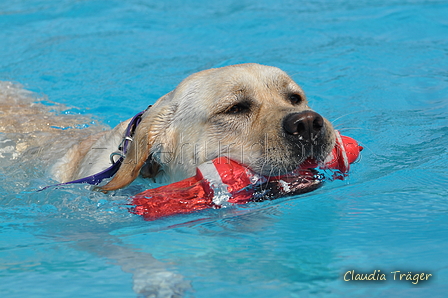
1, 64, 336, 296
51, 63, 336, 191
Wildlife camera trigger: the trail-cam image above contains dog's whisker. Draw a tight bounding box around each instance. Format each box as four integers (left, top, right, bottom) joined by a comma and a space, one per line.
335, 127, 376, 133
257, 158, 269, 177
267, 166, 275, 178
331, 110, 370, 125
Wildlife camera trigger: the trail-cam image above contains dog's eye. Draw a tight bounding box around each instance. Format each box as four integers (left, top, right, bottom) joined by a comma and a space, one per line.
288, 93, 303, 105
224, 102, 251, 115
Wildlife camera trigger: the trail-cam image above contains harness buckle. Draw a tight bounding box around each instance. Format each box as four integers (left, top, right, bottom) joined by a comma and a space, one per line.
118, 136, 134, 151
110, 151, 125, 164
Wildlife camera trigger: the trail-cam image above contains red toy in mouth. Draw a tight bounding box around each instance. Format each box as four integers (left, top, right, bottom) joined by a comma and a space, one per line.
131, 131, 363, 220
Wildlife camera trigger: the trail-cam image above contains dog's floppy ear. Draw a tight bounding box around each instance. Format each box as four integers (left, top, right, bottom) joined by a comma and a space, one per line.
99, 97, 177, 192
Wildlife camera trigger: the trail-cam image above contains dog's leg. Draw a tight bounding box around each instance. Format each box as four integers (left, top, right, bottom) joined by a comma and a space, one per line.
73, 232, 191, 298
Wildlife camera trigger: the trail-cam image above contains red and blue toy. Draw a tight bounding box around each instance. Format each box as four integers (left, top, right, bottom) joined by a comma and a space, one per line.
131, 131, 362, 220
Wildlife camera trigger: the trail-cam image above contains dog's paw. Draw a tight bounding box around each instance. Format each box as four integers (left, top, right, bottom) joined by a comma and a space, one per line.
133, 269, 191, 298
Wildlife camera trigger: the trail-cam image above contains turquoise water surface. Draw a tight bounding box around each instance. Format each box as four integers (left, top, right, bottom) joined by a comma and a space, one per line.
1, 0, 447, 297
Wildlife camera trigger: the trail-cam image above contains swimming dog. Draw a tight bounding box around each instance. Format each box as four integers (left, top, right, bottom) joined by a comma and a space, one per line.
50, 63, 335, 191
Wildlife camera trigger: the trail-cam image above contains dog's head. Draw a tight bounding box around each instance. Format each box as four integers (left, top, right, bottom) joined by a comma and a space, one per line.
101, 63, 335, 191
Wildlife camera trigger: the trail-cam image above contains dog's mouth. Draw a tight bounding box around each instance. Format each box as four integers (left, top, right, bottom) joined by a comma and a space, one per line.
131, 156, 324, 220
255, 129, 358, 198
253, 145, 331, 178
251, 157, 324, 200
131, 131, 362, 220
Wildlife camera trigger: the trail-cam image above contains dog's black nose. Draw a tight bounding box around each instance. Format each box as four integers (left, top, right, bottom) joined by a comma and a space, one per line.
283, 111, 324, 141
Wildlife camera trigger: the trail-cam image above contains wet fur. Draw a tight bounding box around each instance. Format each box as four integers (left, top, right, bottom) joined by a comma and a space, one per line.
98, 63, 336, 191
2, 64, 335, 191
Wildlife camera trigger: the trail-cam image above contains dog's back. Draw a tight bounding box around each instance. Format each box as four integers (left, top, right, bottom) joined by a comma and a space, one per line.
0, 81, 105, 179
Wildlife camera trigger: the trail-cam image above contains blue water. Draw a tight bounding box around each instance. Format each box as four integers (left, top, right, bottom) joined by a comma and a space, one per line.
1, 0, 448, 297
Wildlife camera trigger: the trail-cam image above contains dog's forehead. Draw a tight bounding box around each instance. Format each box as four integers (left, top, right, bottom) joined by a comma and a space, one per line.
167, 64, 305, 122
179, 64, 301, 100
205, 64, 296, 90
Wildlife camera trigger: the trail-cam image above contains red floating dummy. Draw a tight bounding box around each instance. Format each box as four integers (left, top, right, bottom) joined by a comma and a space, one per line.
131, 131, 363, 220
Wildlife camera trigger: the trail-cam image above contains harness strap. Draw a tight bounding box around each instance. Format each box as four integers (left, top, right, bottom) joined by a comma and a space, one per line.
42, 107, 149, 190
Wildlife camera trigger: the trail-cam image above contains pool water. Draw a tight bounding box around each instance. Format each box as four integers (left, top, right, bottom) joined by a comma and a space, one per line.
1, 0, 448, 297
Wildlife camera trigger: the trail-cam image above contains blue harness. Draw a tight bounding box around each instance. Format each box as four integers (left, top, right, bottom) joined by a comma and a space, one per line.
43, 108, 148, 190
